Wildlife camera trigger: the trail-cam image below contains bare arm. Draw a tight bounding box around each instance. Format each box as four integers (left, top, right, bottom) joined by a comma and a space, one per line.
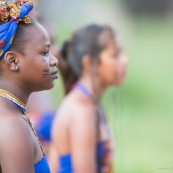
69, 106, 98, 173
0, 116, 35, 173
48, 143, 59, 173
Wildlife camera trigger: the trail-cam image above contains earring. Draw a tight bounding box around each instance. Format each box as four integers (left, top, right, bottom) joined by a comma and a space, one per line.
15, 66, 19, 70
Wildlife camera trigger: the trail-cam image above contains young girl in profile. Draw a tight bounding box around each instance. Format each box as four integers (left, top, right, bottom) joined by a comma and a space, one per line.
51, 24, 128, 173
0, 0, 58, 172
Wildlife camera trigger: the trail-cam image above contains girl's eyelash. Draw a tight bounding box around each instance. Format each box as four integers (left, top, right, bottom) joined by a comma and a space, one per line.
41, 51, 49, 56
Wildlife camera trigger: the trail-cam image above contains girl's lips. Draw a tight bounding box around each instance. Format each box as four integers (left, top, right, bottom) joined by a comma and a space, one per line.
51, 69, 58, 79
51, 74, 58, 79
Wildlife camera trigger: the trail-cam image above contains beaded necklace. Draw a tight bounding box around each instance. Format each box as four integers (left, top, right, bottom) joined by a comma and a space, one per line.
0, 88, 45, 155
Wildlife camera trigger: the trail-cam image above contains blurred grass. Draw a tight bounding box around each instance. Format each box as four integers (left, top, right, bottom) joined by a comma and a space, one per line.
52, 18, 173, 173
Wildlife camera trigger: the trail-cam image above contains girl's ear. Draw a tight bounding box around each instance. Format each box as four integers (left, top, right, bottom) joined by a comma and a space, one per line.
3, 51, 19, 71
81, 55, 91, 70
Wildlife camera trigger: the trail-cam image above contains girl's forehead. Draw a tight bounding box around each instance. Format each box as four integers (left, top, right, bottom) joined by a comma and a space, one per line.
25, 25, 50, 49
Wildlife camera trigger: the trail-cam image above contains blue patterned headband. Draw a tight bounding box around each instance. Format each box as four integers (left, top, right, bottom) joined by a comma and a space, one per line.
0, 0, 33, 59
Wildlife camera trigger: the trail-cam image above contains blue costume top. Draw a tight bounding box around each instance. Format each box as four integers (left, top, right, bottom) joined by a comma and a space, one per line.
58, 141, 113, 173
34, 156, 51, 173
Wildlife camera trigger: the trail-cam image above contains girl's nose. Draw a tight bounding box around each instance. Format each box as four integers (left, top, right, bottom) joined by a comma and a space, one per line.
50, 53, 58, 67
122, 53, 128, 66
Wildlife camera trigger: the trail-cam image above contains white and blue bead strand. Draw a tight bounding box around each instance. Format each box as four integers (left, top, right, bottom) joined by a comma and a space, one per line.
0, 95, 26, 112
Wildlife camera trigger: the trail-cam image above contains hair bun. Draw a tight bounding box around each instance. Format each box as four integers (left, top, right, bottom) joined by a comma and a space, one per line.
60, 41, 70, 60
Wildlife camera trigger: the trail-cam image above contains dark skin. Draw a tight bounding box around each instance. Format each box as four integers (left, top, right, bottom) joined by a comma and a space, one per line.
0, 22, 58, 173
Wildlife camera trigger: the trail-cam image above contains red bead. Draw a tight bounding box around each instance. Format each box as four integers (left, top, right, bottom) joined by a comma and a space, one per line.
10, 17, 19, 23
0, 40, 6, 48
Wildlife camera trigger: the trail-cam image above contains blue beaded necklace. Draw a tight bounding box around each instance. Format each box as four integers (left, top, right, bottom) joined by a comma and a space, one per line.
0, 88, 26, 112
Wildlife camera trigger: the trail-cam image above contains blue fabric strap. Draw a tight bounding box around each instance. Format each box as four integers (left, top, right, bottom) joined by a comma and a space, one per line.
75, 82, 91, 97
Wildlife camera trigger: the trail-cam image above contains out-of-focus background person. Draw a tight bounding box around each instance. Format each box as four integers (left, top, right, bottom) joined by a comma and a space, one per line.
51, 24, 128, 173
34, 0, 173, 172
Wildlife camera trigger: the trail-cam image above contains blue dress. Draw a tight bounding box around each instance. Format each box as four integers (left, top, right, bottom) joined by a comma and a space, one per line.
34, 156, 51, 173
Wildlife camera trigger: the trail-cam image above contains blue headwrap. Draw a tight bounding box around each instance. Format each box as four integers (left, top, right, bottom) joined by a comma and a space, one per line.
0, 0, 33, 59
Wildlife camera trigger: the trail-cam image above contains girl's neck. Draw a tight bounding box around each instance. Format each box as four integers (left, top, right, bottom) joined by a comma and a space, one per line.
0, 81, 29, 105
77, 77, 105, 103
79, 76, 106, 97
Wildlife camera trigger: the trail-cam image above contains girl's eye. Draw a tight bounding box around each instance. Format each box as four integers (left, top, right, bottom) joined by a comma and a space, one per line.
41, 51, 49, 56
113, 50, 121, 58
112, 52, 118, 58
115, 53, 119, 58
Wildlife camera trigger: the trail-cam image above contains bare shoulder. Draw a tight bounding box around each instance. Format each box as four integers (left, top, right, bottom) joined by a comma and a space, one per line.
52, 91, 98, 156
52, 90, 97, 136
0, 111, 33, 153
54, 92, 96, 126
0, 111, 31, 143
0, 111, 34, 172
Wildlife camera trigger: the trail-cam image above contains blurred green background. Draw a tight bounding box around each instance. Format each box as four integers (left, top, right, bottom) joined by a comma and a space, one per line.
39, 0, 173, 172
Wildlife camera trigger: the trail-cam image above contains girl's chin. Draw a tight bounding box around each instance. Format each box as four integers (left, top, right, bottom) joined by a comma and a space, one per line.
40, 82, 55, 91
113, 79, 126, 86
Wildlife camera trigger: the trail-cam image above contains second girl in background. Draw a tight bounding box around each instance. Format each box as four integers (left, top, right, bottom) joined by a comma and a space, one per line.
51, 24, 128, 173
